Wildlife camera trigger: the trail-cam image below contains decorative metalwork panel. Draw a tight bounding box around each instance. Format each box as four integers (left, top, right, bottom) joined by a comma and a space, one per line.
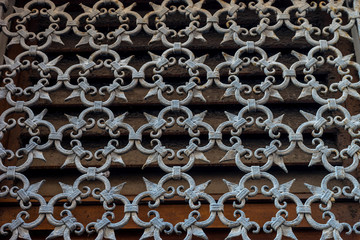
0, 0, 360, 239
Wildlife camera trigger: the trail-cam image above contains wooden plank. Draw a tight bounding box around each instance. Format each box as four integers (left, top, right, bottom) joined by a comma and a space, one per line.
0, 201, 359, 232
19, 229, 359, 240
25, 85, 324, 107
0, 166, 344, 197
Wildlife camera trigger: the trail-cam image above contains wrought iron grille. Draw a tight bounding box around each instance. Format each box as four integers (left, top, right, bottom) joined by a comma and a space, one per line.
0, 0, 360, 239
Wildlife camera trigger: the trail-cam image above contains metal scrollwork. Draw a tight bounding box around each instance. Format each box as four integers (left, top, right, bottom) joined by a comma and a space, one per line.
0, 0, 360, 239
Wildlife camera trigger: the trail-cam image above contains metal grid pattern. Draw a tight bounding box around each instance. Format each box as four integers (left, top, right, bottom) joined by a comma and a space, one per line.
0, 0, 360, 239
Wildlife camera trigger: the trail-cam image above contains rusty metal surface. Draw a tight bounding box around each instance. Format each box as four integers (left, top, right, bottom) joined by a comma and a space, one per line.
0, 0, 360, 239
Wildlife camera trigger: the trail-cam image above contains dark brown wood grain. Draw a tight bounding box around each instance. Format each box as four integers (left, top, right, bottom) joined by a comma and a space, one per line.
1, 0, 359, 239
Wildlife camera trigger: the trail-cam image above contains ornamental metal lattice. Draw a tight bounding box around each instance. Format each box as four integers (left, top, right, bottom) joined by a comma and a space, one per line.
0, 0, 360, 239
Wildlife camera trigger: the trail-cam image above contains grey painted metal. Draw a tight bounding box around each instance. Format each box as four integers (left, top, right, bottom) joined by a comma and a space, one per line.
0, 0, 359, 239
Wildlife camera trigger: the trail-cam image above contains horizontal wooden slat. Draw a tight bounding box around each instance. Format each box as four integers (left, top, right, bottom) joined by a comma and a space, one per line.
0, 166, 341, 197
0, 201, 359, 233
16, 229, 359, 240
